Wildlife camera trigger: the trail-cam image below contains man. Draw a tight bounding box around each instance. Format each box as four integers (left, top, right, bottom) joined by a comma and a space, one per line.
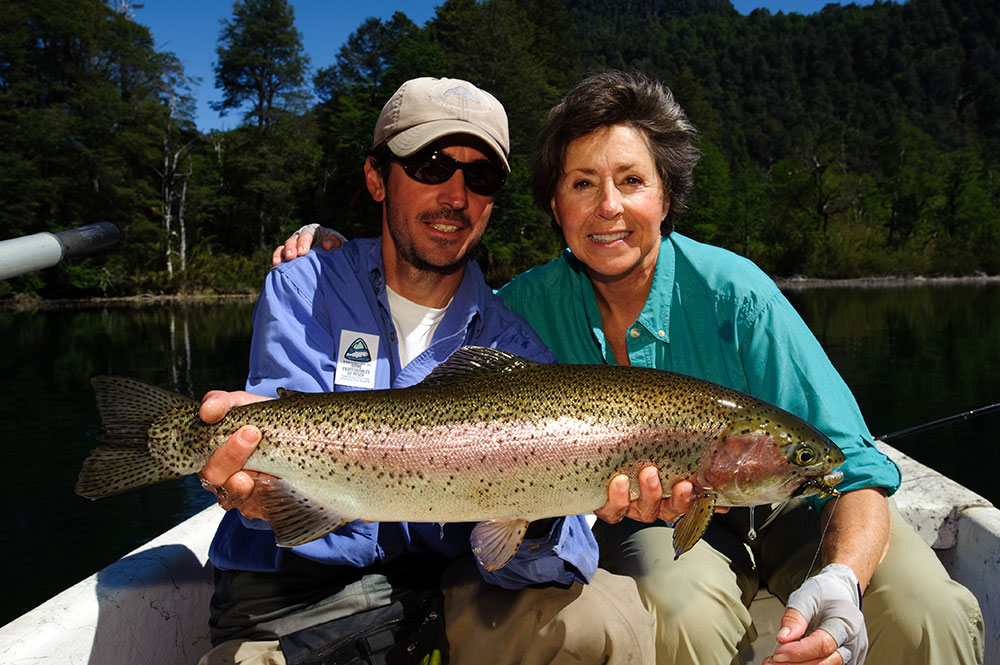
196, 77, 657, 665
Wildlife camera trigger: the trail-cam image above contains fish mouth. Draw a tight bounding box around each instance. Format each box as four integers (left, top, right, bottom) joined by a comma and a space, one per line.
588, 231, 631, 243
793, 471, 844, 499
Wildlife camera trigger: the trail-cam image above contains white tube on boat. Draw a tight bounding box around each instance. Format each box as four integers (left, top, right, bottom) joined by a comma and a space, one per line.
0, 222, 120, 281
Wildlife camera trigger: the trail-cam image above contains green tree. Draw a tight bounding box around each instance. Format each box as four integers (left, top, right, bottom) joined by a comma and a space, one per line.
212, 0, 313, 249
6, 0, 1000, 297
212, 0, 309, 130
681, 139, 736, 247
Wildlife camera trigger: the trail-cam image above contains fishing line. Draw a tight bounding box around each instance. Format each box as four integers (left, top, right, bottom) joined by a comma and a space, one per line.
804, 494, 841, 581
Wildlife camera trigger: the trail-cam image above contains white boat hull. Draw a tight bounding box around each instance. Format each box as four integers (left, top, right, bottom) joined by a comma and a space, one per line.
0, 506, 218, 665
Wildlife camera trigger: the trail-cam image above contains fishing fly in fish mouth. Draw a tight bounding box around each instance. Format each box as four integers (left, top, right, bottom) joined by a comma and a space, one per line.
76, 346, 844, 571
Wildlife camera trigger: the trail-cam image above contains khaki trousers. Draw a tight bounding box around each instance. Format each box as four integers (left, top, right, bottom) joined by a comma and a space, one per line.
593, 498, 985, 665
199, 556, 654, 665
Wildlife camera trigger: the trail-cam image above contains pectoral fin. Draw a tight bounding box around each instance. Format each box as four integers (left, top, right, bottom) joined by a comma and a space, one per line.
257, 477, 354, 547
470, 518, 530, 571
672, 493, 717, 559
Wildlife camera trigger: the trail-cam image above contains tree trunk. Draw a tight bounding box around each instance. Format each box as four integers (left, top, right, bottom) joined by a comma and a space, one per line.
178, 170, 190, 272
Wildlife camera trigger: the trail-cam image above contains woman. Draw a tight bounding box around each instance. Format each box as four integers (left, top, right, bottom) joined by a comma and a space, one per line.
495, 70, 982, 665
274, 71, 983, 665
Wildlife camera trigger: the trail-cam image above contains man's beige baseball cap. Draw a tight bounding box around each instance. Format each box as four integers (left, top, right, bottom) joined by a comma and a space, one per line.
372, 77, 510, 171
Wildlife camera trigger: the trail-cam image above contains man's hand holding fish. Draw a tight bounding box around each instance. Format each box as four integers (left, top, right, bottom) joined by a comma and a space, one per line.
197, 390, 269, 519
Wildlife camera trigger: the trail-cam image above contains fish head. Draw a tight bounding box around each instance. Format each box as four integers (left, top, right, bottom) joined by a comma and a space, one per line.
699, 405, 845, 506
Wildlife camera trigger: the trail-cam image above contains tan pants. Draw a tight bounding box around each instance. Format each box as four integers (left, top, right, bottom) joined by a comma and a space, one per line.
593, 498, 985, 665
199, 557, 654, 665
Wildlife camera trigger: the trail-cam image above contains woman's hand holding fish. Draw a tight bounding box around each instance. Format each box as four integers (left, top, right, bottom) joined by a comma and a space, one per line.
198, 390, 273, 520
595, 466, 693, 525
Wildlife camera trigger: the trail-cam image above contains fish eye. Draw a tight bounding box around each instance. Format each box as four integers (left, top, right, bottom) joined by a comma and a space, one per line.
794, 445, 817, 466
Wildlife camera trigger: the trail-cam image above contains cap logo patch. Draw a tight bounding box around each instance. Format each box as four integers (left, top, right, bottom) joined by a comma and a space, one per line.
442, 86, 479, 103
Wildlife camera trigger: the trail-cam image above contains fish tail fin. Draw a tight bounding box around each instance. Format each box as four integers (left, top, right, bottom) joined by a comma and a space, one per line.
76, 376, 197, 499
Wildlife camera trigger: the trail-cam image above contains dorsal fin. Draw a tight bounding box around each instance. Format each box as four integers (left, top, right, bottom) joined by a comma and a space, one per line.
419, 346, 538, 387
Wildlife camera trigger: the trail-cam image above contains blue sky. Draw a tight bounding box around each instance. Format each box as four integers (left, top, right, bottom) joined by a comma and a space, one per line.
132, 0, 876, 131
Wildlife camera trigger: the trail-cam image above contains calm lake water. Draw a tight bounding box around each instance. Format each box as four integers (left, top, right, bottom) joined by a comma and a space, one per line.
1, 282, 998, 627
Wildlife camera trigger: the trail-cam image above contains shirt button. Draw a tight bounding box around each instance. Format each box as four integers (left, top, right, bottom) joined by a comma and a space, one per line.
658, 330, 665, 338
629, 328, 640, 338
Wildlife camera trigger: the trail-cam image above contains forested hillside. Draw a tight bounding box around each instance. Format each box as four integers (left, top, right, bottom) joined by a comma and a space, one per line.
2, 0, 998, 297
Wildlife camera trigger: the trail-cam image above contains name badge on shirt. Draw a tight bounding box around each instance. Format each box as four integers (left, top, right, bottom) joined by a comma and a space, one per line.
335, 330, 380, 389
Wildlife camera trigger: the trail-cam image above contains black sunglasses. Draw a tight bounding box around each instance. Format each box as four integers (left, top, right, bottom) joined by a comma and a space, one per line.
394, 148, 507, 196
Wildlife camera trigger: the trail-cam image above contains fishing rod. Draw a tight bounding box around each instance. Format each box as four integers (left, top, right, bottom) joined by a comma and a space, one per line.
0, 222, 120, 281
877, 401, 1000, 441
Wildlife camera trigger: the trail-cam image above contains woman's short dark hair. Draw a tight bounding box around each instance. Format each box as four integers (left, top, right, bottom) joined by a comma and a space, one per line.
533, 70, 699, 234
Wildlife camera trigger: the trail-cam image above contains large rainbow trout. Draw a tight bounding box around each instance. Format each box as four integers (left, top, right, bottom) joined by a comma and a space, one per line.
77, 346, 843, 570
